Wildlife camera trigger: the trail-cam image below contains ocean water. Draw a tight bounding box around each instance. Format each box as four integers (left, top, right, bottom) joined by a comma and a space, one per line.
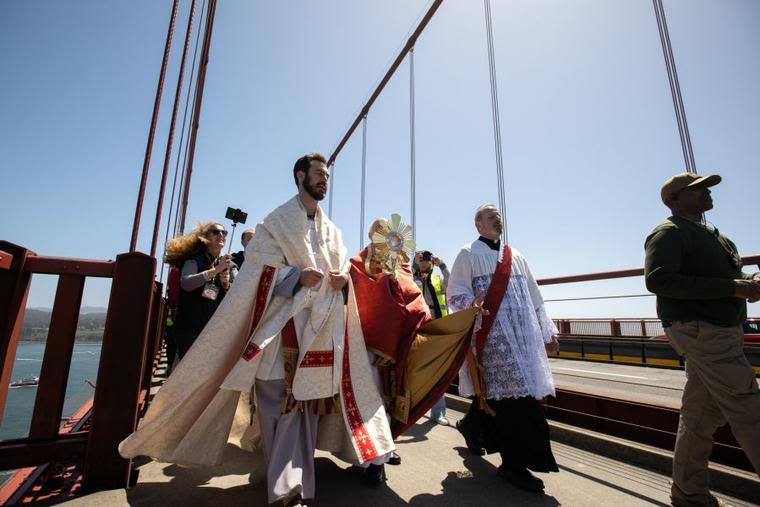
1, 342, 101, 485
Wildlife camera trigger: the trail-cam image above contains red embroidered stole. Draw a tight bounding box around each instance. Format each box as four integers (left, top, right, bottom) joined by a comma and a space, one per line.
242, 265, 277, 361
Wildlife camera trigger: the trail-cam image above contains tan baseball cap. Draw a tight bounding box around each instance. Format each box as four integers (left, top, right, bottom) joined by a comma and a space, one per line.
660, 172, 721, 204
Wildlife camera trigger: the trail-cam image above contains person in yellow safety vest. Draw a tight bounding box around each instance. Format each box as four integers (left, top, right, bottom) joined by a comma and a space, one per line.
413, 250, 449, 319
413, 249, 450, 426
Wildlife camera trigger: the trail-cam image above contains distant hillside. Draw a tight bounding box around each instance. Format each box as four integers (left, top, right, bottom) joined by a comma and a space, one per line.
21, 308, 106, 342
81, 306, 108, 314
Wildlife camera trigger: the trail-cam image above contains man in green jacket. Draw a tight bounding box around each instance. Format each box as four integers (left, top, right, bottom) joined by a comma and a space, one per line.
645, 172, 760, 507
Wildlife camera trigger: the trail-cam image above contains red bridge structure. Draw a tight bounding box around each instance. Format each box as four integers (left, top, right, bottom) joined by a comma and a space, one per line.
1, 0, 758, 504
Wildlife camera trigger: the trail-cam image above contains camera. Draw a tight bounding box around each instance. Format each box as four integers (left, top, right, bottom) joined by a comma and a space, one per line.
420, 251, 432, 262
225, 207, 248, 224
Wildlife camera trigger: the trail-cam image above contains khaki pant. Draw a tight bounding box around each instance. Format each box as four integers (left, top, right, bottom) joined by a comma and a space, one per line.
666, 321, 760, 505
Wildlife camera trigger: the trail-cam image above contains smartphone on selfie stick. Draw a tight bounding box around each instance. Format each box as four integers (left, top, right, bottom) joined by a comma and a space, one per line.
225, 207, 248, 254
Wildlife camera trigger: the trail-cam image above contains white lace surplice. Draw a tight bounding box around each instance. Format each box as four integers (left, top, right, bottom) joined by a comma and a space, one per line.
447, 240, 556, 401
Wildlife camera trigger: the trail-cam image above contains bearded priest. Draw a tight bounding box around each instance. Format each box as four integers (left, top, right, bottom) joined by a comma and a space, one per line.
120, 153, 395, 507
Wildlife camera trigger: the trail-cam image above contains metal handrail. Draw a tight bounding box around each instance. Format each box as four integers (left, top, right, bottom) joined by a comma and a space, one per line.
0, 240, 159, 493
538, 254, 760, 286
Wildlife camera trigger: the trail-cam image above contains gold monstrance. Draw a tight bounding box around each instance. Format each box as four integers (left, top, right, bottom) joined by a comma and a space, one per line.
368, 214, 415, 277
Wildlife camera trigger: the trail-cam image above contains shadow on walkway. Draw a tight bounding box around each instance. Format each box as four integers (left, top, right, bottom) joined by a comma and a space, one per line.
124, 444, 268, 507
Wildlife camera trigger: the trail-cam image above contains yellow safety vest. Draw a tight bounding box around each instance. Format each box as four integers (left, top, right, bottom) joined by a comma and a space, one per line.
430, 274, 448, 317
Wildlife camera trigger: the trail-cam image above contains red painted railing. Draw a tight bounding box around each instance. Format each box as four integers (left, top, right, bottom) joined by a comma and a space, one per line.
0, 241, 161, 495
537, 255, 760, 286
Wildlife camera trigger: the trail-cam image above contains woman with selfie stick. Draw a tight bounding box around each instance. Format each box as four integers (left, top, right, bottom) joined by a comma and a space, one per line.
165, 221, 237, 360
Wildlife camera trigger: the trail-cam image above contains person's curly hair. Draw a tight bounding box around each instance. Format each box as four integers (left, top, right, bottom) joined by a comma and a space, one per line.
164, 221, 224, 268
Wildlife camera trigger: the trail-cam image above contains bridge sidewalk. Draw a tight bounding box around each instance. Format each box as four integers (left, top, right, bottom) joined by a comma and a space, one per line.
59, 403, 754, 507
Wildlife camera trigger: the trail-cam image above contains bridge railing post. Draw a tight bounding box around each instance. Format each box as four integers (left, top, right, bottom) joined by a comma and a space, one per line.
641, 341, 648, 365
29, 273, 86, 440
84, 252, 156, 491
0, 242, 33, 423
140, 282, 165, 414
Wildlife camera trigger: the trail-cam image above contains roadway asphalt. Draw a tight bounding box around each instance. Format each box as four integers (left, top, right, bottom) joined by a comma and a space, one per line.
549, 358, 686, 409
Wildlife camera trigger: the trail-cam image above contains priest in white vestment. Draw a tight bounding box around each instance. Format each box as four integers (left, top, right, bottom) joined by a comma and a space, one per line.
448, 203, 560, 494
119, 153, 394, 507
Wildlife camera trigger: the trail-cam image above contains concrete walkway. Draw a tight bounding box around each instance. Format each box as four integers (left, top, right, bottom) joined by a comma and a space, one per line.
60, 404, 755, 507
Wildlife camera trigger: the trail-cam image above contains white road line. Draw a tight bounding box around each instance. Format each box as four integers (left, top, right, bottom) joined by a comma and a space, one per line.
552, 366, 650, 380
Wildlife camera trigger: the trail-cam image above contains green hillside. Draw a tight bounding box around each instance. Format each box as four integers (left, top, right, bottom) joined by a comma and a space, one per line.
21, 309, 106, 342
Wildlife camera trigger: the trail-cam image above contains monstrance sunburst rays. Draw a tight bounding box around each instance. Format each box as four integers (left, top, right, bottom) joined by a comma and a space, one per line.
369, 213, 415, 276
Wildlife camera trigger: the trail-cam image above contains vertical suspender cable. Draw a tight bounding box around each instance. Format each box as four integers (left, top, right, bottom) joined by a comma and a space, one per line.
359, 116, 368, 249
179, 0, 218, 234
129, 0, 180, 252
153, 0, 197, 266
483, 0, 508, 243
653, 0, 697, 173
328, 162, 335, 218
173, 66, 201, 237
165, 0, 207, 249
409, 47, 417, 243
174, 27, 207, 238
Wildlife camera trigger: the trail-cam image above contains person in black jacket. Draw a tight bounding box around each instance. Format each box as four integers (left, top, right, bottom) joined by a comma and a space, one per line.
231, 227, 255, 269
165, 221, 237, 360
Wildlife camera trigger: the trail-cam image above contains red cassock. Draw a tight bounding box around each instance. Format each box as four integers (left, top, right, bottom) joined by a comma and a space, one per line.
349, 249, 431, 386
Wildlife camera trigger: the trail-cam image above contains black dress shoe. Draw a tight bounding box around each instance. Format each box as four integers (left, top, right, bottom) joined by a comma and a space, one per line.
497, 465, 544, 493
283, 493, 306, 506
388, 451, 401, 466
455, 420, 486, 456
362, 463, 387, 487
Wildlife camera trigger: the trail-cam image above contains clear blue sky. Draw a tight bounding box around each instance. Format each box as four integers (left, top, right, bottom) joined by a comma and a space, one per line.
1, 0, 758, 319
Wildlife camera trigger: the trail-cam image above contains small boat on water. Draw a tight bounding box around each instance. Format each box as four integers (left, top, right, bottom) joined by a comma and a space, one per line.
9, 376, 39, 388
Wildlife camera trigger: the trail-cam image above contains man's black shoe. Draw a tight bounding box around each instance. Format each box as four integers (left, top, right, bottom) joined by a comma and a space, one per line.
497, 465, 544, 494
283, 493, 306, 506
455, 420, 486, 456
388, 451, 401, 466
362, 464, 387, 487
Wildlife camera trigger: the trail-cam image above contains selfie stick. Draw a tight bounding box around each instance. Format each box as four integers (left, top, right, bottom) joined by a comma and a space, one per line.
225, 207, 248, 254
227, 223, 237, 254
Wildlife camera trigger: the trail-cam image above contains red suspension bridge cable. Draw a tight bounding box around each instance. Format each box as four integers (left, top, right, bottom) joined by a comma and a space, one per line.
327, 0, 444, 167
178, 0, 218, 234
151, 0, 198, 260
130, 0, 180, 252
164, 0, 207, 271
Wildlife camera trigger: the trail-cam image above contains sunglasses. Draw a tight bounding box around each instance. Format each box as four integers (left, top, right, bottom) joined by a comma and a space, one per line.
209, 229, 228, 237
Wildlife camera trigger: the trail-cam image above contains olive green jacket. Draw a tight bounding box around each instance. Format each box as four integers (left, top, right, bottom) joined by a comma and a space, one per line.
644, 215, 756, 326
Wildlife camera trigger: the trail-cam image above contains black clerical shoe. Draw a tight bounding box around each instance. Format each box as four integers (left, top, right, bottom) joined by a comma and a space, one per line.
497, 465, 544, 494
455, 420, 486, 456
388, 451, 402, 466
362, 463, 387, 487
283, 493, 306, 507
